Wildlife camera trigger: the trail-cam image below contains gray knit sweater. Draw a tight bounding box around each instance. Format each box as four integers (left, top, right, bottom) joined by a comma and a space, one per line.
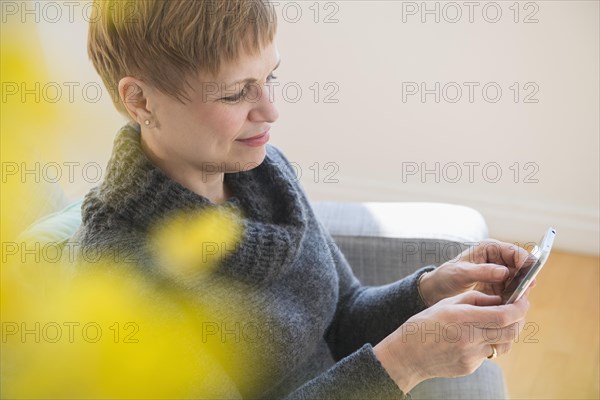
72, 124, 435, 399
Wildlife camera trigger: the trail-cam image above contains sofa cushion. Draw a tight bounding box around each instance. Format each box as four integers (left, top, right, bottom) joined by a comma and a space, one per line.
312, 202, 488, 243
312, 202, 489, 286
17, 199, 83, 246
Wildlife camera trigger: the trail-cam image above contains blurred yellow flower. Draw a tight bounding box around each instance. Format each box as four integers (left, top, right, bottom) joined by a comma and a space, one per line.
149, 206, 244, 278
1, 13, 263, 400
1, 255, 259, 399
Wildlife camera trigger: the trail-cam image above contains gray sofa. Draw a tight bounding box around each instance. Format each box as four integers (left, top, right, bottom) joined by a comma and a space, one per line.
17, 195, 507, 399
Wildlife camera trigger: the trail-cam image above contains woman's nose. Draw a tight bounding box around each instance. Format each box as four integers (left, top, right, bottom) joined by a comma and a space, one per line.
248, 83, 279, 123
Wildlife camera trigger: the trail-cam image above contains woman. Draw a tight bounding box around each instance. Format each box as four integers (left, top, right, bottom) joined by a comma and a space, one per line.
74, 1, 531, 398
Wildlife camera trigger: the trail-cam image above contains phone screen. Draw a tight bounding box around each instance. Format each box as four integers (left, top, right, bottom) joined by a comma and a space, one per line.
501, 228, 556, 304
500, 252, 538, 304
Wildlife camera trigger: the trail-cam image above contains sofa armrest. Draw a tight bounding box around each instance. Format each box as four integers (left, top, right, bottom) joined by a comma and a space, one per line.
311, 201, 489, 286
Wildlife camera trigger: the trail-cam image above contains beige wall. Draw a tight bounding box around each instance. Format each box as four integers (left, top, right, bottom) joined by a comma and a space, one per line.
33, 1, 599, 255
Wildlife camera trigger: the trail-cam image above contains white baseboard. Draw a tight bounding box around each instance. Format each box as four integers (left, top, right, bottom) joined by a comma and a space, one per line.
304, 178, 600, 257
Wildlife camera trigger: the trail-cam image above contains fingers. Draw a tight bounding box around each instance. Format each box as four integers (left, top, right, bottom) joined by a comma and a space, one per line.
459, 263, 509, 284
450, 290, 503, 307
448, 293, 528, 340
481, 320, 525, 344
464, 295, 530, 328
469, 239, 530, 270
479, 319, 525, 360
507, 242, 531, 270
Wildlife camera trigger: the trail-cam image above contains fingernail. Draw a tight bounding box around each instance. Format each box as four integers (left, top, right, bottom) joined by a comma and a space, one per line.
493, 267, 508, 279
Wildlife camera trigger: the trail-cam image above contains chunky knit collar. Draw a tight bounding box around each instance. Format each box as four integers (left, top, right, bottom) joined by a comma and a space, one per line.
80, 123, 309, 285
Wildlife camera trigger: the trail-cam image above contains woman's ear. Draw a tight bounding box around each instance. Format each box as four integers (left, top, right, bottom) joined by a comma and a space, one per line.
118, 77, 155, 127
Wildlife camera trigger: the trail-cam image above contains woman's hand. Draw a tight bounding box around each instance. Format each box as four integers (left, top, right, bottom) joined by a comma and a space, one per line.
418, 239, 532, 306
374, 290, 530, 393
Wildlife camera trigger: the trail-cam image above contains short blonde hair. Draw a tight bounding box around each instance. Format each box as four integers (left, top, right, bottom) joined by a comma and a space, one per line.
88, 0, 278, 119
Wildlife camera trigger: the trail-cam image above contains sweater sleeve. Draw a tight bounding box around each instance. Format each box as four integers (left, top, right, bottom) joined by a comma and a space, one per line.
322, 226, 436, 360
284, 343, 410, 400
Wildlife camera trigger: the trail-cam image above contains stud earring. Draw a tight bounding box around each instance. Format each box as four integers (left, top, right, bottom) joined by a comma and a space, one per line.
144, 119, 150, 126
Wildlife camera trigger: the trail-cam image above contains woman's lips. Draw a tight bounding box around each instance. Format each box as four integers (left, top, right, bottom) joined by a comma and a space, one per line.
236, 129, 270, 147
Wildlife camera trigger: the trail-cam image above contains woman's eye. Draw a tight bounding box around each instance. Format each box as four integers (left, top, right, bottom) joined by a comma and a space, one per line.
222, 88, 247, 103
222, 74, 278, 103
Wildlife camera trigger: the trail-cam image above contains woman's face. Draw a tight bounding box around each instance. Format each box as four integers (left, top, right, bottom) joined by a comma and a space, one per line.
136, 40, 281, 175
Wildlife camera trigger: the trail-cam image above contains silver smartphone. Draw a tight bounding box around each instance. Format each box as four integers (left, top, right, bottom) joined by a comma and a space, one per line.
501, 227, 556, 304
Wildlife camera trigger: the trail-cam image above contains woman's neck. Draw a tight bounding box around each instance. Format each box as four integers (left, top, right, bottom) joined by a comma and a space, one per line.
139, 134, 231, 205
